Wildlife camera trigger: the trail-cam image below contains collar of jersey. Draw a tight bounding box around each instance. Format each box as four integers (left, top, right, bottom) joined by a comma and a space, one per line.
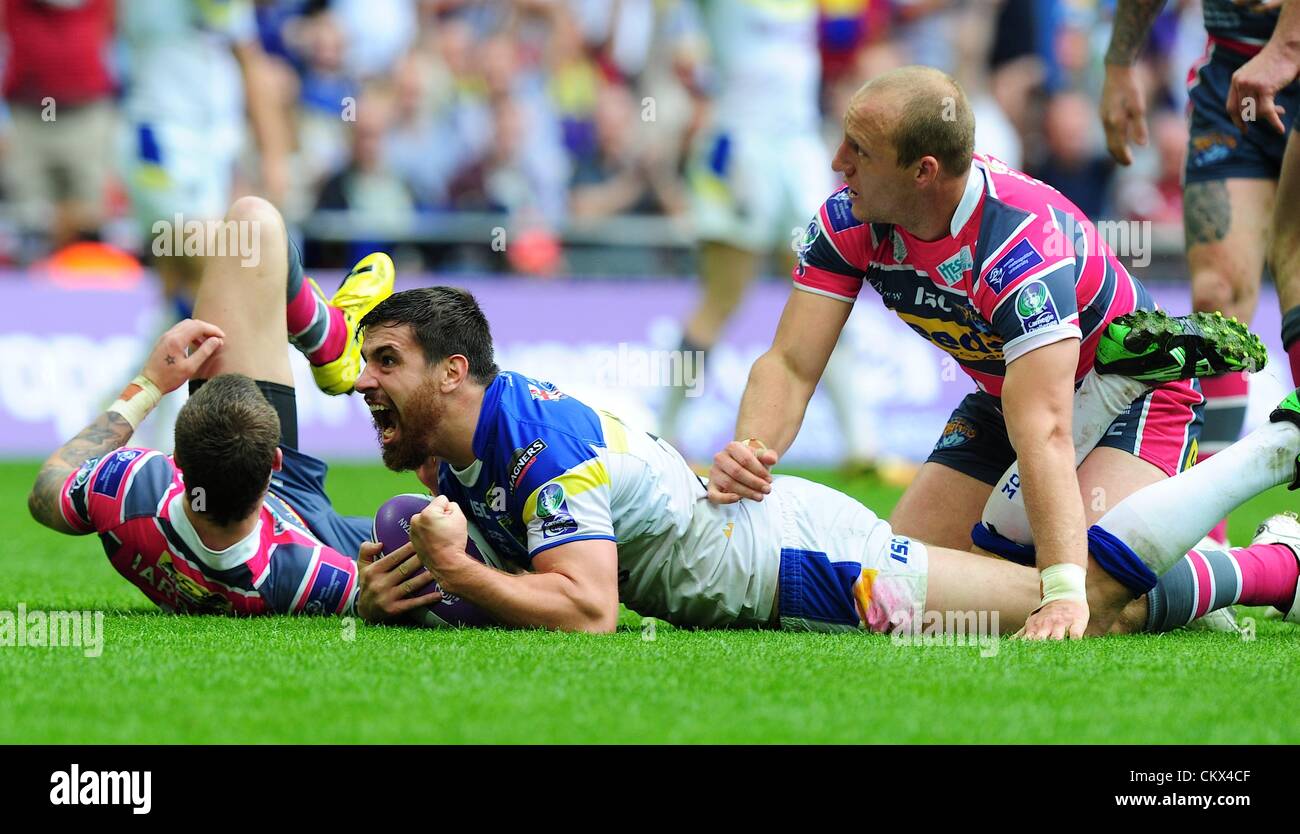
894, 162, 986, 256
166, 492, 265, 571
470, 373, 509, 462
449, 458, 483, 487
949, 162, 986, 238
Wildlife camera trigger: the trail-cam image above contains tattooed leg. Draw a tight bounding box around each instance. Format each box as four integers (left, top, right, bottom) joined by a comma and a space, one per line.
1185, 178, 1275, 471
1185, 179, 1272, 323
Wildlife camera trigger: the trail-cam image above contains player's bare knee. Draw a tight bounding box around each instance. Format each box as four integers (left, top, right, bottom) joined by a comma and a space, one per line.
224, 195, 287, 256
1190, 272, 1232, 314
225, 195, 280, 228
223, 196, 288, 282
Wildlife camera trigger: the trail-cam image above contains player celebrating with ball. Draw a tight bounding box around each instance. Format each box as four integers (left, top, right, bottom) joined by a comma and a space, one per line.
352, 285, 1300, 640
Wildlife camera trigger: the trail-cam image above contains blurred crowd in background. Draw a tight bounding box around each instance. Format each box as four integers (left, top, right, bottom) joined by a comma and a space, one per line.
2, 0, 1205, 276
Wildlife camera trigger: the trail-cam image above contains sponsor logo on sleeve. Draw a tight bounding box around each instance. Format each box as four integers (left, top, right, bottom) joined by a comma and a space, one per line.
982, 238, 1044, 294
1014, 280, 1060, 333
794, 221, 819, 277
527, 381, 567, 401
541, 513, 579, 539
509, 439, 547, 490
536, 483, 566, 518
69, 458, 96, 494
826, 189, 863, 232
303, 561, 351, 615
91, 449, 141, 498
795, 220, 818, 259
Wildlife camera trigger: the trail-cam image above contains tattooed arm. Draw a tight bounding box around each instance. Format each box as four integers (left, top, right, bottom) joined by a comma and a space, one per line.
27, 318, 226, 535
1104, 0, 1169, 66
1100, 0, 1171, 164
28, 412, 136, 534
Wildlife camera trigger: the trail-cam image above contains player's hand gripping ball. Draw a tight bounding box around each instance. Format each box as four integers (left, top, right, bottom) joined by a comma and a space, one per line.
372, 494, 499, 628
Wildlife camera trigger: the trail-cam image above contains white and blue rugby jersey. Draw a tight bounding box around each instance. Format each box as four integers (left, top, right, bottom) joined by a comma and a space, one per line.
439, 372, 780, 627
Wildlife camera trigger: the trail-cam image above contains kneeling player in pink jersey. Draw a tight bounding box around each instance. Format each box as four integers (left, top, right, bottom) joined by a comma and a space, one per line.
27, 196, 402, 616
709, 66, 1270, 640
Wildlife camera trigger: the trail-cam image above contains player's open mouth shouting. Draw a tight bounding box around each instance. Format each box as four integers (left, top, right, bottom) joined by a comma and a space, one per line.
368, 397, 400, 446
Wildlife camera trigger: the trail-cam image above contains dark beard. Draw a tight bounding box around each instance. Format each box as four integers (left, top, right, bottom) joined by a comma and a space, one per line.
378, 377, 443, 471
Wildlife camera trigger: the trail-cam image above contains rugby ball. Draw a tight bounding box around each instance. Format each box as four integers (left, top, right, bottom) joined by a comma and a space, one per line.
371, 493, 501, 628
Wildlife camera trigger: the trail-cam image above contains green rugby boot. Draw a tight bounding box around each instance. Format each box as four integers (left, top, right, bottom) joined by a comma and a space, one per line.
1095, 309, 1266, 382
1270, 389, 1300, 490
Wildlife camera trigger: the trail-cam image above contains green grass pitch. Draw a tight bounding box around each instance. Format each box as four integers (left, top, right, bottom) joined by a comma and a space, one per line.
6, 460, 1300, 744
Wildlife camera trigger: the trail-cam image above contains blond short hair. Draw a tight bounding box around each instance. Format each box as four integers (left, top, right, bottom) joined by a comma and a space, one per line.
856, 66, 975, 177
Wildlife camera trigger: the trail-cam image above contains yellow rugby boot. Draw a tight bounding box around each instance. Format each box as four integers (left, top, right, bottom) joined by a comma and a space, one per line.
310, 252, 395, 395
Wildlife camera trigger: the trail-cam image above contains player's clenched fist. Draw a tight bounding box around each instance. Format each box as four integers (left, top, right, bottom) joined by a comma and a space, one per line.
409, 495, 469, 572
142, 318, 226, 393
355, 540, 440, 623
707, 439, 779, 504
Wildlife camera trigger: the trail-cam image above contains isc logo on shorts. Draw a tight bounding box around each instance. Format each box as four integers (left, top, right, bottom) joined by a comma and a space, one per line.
889, 537, 910, 564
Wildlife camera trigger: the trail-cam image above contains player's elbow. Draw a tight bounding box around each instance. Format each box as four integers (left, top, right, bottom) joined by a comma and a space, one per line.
574, 615, 619, 635
1004, 388, 1073, 455
1008, 408, 1074, 462
26, 489, 43, 526
27, 485, 60, 533
568, 595, 619, 634
555, 583, 619, 633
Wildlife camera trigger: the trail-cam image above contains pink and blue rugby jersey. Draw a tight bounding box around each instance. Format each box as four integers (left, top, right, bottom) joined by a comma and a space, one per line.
58, 448, 358, 616
794, 153, 1146, 397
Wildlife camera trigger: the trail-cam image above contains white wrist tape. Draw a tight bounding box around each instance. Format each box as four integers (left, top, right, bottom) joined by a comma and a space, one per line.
108, 374, 163, 430
1039, 562, 1087, 606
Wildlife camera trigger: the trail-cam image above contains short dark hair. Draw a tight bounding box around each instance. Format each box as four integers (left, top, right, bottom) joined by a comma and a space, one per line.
358, 286, 500, 384
173, 374, 280, 526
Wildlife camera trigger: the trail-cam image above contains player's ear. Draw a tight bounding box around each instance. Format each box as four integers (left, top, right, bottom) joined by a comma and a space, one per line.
272, 448, 284, 472
913, 155, 942, 187
442, 354, 470, 393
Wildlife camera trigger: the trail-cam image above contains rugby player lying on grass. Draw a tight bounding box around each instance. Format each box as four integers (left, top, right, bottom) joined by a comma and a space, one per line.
27, 197, 398, 615
353, 288, 1300, 637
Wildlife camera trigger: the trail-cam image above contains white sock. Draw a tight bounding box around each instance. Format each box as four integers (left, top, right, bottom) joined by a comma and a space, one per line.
982, 371, 1150, 544
1096, 420, 1300, 573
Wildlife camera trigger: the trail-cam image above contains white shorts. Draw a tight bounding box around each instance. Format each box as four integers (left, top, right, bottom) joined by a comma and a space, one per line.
769, 476, 929, 633
120, 119, 240, 231
688, 127, 833, 253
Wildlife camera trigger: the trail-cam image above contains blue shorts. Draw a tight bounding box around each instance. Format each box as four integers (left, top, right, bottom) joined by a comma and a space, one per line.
927, 380, 1203, 486
1186, 45, 1300, 183
269, 445, 371, 558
